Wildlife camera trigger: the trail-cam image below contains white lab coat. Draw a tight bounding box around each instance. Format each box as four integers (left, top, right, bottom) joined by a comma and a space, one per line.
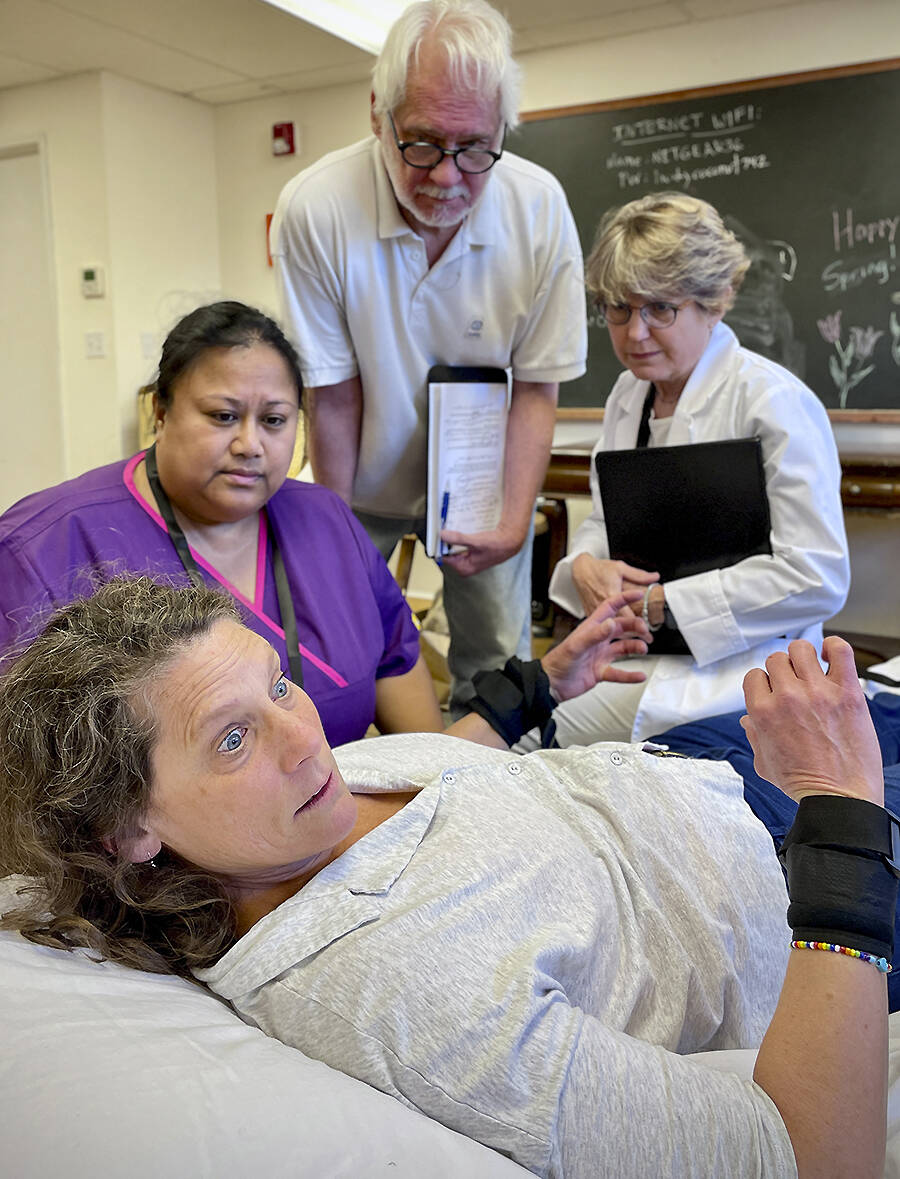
549, 323, 850, 741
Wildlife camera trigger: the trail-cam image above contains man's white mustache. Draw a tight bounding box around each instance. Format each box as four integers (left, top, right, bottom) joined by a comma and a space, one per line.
414, 183, 469, 201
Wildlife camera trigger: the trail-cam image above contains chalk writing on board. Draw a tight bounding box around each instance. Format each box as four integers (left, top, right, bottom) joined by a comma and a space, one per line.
815, 205, 900, 403
821, 207, 899, 293
606, 103, 769, 191
770, 241, 797, 282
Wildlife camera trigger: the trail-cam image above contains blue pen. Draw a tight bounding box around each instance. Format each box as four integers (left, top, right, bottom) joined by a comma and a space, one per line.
438, 489, 450, 560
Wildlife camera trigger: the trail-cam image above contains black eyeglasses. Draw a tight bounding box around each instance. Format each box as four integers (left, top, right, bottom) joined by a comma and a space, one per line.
599, 301, 691, 329
387, 112, 505, 175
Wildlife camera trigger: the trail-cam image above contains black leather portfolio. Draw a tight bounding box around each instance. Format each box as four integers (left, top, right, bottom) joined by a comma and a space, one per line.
595, 436, 772, 585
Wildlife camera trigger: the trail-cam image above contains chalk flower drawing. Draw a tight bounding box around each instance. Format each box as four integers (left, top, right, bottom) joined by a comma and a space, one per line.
817, 310, 879, 408
817, 310, 842, 345
849, 325, 883, 363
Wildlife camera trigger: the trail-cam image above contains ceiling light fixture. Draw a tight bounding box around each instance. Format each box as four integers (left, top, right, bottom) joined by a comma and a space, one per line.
260, 0, 412, 55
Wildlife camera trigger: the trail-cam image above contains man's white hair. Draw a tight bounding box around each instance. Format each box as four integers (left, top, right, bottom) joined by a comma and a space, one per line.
372, 0, 522, 130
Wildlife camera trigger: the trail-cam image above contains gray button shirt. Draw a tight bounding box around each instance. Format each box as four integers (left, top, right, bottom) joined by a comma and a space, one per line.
198, 734, 796, 1178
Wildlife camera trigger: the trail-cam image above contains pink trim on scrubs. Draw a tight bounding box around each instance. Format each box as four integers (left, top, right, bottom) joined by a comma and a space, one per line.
123, 452, 347, 687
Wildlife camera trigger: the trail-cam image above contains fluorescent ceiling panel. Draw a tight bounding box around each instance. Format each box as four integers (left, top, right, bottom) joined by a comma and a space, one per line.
260, 0, 412, 54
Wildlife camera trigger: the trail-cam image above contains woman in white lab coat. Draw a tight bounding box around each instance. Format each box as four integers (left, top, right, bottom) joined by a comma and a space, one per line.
548, 193, 850, 743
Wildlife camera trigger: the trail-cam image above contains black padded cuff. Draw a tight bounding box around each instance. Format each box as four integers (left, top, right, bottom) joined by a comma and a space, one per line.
779, 794, 900, 872
784, 844, 898, 960
779, 797, 900, 962
468, 657, 557, 748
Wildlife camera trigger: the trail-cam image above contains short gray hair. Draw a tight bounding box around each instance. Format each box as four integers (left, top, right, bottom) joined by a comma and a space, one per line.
372, 0, 521, 130
586, 192, 751, 316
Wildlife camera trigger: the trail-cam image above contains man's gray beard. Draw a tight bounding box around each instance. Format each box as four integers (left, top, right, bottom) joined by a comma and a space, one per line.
395, 183, 471, 229
381, 143, 473, 229
410, 201, 469, 229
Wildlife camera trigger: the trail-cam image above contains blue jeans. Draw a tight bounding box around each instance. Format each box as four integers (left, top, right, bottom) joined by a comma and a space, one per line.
652, 693, 900, 1010
355, 510, 534, 719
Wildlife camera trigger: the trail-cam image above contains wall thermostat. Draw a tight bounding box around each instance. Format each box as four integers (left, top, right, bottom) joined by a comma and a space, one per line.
81, 266, 105, 298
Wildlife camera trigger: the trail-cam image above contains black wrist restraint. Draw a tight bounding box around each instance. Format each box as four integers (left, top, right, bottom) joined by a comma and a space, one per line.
467, 657, 557, 748
779, 795, 900, 961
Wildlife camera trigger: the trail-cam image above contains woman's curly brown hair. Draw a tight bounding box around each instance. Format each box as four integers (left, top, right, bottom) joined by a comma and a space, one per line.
0, 577, 242, 978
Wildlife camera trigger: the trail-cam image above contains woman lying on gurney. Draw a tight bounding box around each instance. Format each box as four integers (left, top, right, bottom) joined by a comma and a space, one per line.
0, 577, 893, 1178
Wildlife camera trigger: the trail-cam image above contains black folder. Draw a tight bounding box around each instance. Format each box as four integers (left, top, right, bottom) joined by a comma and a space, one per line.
595, 437, 772, 585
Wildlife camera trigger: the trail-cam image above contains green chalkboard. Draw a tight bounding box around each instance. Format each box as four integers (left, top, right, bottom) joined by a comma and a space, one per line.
512, 62, 900, 414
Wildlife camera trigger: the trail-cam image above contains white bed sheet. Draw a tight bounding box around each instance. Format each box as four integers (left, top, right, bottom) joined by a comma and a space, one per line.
3, 874, 900, 1177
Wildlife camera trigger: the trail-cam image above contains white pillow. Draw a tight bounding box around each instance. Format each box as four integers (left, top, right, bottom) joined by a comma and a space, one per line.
6, 876, 900, 1177
0, 878, 526, 1179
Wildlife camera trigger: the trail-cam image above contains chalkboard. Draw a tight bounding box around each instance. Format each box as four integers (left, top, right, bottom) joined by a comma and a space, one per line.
513, 62, 900, 416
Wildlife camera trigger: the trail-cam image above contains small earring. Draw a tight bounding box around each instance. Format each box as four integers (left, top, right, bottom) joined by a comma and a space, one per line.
145, 855, 158, 869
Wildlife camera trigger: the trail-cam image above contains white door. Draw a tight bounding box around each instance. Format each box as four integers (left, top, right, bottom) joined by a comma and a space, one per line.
0, 141, 63, 512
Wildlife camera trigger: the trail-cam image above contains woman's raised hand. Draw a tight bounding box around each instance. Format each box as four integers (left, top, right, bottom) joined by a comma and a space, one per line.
741, 636, 884, 806
541, 591, 651, 702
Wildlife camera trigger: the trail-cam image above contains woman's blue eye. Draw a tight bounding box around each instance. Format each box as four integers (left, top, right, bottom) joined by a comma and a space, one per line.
273, 676, 289, 699
218, 728, 244, 753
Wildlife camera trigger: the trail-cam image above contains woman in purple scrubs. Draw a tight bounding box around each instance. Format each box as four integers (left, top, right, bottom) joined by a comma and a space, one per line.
0, 301, 441, 746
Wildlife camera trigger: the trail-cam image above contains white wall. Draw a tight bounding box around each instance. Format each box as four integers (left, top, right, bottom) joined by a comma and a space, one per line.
215, 82, 370, 313
0, 73, 117, 477
101, 74, 221, 455
518, 0, 900, 111
0, 142, 64, 511
0, 71, 221, 489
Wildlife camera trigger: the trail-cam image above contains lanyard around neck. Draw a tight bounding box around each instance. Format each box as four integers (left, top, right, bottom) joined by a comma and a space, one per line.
636, 385, 656, 448
143, 444, 304, 687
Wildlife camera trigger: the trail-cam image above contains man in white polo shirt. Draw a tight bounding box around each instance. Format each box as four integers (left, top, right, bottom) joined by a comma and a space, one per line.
270, 0, 586, 715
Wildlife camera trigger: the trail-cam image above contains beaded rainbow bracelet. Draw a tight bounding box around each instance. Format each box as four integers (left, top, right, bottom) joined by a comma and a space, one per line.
791, 939, 892, 974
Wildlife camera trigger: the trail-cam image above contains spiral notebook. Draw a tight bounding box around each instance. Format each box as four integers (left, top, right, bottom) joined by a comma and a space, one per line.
595, 436, 772, 584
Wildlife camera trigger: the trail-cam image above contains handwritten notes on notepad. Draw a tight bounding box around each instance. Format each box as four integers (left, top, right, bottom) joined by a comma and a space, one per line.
425, 367, 509, 558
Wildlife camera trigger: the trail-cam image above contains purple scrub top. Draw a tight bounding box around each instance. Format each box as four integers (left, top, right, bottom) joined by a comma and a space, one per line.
0, 455, 420, 747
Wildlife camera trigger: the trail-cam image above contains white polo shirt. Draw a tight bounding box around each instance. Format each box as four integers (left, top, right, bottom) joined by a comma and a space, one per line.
271, 137, 587, 517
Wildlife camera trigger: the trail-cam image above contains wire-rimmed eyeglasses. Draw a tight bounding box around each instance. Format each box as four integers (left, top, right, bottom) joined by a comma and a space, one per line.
599, 301, 691, 329
387, 112, 505, 175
